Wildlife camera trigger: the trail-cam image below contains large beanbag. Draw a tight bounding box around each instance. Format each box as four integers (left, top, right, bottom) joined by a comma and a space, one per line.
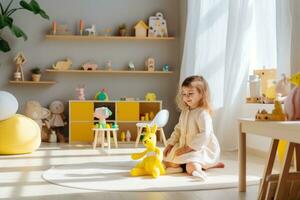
0, 114, 41, 155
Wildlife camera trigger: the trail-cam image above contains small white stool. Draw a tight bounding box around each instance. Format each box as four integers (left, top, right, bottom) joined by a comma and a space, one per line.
92, 128, 118, 149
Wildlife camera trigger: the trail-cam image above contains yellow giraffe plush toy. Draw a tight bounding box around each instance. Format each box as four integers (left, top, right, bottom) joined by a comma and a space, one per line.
130, 124, 165, 178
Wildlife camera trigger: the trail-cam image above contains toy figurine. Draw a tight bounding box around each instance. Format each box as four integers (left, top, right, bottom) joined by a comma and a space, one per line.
52, 20, 57, 35
75, 84, 85, 100
128, 61, 135, 71
94, 107, 112, 128
145, 92, 157, 101
52, 58, 72, 70
13, 52, 27, 81
130, 124, 165, 178
126, 130, 131, 142
79, 19, 84, 35
49, 101, 67, 143
145, 58, 155, 71
120, 131, 126, 142
163, 64, 169, 72
85, 25, 96, 36
95, 88, 109, 101
82, 62, 98, 71
105, 60, 112, 71
284, 71, 300, 120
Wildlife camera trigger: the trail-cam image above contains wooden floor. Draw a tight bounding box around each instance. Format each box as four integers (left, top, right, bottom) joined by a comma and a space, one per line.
0, 143, 272, 200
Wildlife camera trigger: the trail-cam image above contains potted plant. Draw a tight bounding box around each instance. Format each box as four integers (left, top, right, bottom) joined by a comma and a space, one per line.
31, 67, 41, 82
118, 24, 127, 36
0, 0, 49, 53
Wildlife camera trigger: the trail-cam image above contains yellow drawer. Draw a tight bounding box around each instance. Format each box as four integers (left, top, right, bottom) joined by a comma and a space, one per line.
70, 122, 94, 143
70, 102, 94, 121
116, 102, 139, 121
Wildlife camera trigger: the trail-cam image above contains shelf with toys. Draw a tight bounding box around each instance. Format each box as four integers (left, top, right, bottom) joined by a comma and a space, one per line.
45, 69, 173, 74
9, 80, 56, 85
45, 35, 175, 41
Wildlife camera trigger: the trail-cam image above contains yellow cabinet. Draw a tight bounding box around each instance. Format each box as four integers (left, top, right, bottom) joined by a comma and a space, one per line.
70, 122, 94, 142
70, 101, 94, 121
116, 102, 139, 121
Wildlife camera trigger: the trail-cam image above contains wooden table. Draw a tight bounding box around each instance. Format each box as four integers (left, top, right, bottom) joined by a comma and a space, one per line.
239, 119, 300, 200
92, 128, 119, 149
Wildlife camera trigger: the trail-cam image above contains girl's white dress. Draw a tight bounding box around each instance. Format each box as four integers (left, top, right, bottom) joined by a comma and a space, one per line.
163, 107, 220, 167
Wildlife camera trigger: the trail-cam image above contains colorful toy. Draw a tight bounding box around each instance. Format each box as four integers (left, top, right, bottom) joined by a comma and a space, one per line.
85, 25, 96, 36
14, 52, 27, 81
254, 68, 277, 97
284, 71, 300, 120
75, 84, 85, 100
52, 58, 72, 70
145, 92, 157, 101
79, 19, 84, 35
94, 107, 112, 127
145, 58, 155, 71
95, 88, 109, 101
82, 62, 98, 71
130, 124, 165, 178
24, 101, 51, 142
56, 24, 70, 35
52, 20, 57, 35
49, 101, 67, 143
134, 20, 148, 37
120, 131, 126, 142
255, 100, 286, 121
148, 12, 168, 37
163, 64, 169, 72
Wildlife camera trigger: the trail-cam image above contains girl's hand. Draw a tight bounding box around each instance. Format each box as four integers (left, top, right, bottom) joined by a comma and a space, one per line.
163, 144, 174, 157
175, 146, 194, 157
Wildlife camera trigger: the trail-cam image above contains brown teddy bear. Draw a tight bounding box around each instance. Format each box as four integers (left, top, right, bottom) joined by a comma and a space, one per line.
49, 101, 67, 143
24, 101, 51, 142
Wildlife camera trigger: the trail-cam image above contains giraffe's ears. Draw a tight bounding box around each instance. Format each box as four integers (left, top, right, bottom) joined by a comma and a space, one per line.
150, 124, 157, 134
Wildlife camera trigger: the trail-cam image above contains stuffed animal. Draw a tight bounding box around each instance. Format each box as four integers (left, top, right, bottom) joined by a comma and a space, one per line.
276, 74, 290, 101
24, 101, 51, 142
94, 107, 112, 128
284, 72, 300, 120
52, 58, 72, 70
49, 101, 66, 142
130, 124, 165, 178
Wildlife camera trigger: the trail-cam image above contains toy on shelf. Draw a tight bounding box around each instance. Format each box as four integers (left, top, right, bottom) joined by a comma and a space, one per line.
75, 84, 85, 100
79, 19, 84, 35
118, 23, 128, 36
248, 75, 260, 98
120, 97, 136, 101
126, 130, 131, 142
105, 60, 112, 71
149, 111, 155, 120
95, 88, 109, 101
145, 92, 157, 101
94, 107, 112, 128
276, 74, 290, 101
49, 101, 67, 143
24, 101, 51, 142
148, 12, 168, 37
112, 122, 118, 129
254, 68, 277, 97
145, 58, 155, 71
52, 20, 57, 35
52, 58, 72, 70
284, 71, 300, 120
82, 62, 98, 71
130, 124, 165, 178
49, 130, 57, 143
134, 20, 148, 37
102, 28, 113, 36
31, 67, 42, 82
85, 25, 96, 36
128, 61, 135, 71
255, 100, 286, 121
120, 131, 126, 142
163, 64, 169, 72
13, 52, 27, 81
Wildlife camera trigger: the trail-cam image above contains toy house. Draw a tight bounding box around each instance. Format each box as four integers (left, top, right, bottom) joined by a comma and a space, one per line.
134, 20, 148, 37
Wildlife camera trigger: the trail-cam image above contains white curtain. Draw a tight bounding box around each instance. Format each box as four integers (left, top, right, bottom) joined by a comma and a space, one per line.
180, 0, 293, 150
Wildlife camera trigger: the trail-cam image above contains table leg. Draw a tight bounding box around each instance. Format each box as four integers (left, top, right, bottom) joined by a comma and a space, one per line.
101, 130, 105, 150
93, 130, 98, 149
295, 144, 300, 172
135, 127, 142, 148
113, 131, 118, 148
107, 131, 111, 149
258, 139, 279, 200
274, 142, 295, 200
239, 122, 246, 192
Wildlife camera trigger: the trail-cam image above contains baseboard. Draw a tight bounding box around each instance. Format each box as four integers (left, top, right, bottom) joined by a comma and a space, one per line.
247, 147, 269, 158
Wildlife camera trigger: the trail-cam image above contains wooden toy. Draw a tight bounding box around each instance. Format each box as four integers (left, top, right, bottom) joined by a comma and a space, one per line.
82, 62, 98, 71
255, 101, 286, 121
130, 125, 165, 178
128, 61, 135, 71
248, 74, 260, 98
254, 68, 277, 96
75, 84, 85, 100
246, 97, 262, 104
52, 20, 57, 35
49, 101, 67, 143
145, 92, 157, 101
13, 52, 26, 81
52, 58, 72, 70
56, 24, 70, 35
148, 12, 168, 37
79, 19, 84, 35
145, 58, 155, 71
118, 24, 128, 36
85, 25, 96, 36
284, 71, 300, 120
134, 20, 148, 37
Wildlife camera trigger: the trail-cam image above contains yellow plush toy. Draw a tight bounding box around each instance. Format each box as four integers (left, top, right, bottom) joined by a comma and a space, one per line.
130, 124, 165, 178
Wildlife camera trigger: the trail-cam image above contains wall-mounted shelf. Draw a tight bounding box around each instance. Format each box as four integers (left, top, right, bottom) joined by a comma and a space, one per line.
9, 80, 56, 85
45, 69, 173, 74
45, 35, 176, 41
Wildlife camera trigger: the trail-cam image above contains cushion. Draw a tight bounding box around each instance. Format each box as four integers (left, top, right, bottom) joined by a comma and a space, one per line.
0, 91, 18, 121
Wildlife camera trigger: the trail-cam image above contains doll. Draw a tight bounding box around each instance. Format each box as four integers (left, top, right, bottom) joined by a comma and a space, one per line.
49, 101, 67, 142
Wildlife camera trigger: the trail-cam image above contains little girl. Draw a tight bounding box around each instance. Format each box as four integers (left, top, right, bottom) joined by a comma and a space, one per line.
163, 75, 224, 180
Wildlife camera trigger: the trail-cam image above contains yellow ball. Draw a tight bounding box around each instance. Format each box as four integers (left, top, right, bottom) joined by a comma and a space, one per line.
0, 114, 41, 155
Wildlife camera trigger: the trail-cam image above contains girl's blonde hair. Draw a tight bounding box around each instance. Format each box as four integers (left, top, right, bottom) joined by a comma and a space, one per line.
176, 75, 212, 114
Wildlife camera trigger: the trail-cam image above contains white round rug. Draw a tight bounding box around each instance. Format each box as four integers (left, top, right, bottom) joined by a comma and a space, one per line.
42, 160, 261, 191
